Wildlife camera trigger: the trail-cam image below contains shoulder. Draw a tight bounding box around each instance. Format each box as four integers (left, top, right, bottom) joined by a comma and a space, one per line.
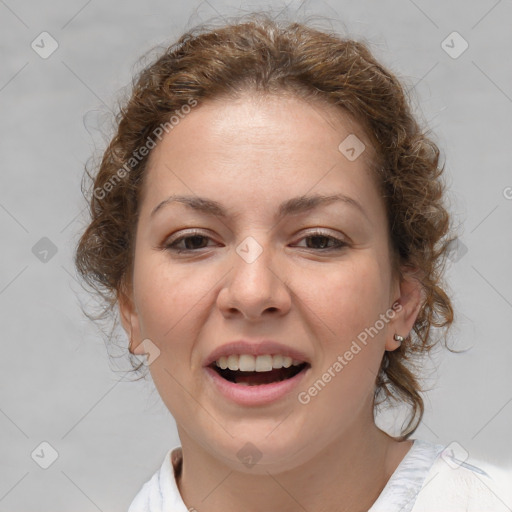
127, 470, 160, 512
127, 446, 188, 512
370, 439, 512, 512
412, 445, 512, 512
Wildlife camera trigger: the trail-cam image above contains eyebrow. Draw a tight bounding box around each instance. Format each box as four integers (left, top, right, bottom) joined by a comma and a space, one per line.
150, 193, 369, 222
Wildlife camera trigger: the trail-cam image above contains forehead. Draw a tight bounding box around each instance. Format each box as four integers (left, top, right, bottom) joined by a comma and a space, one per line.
139, 92, 381, 217
152, 92, 372, 158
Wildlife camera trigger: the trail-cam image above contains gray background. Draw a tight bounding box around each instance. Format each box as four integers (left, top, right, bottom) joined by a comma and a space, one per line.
1, 0, 511, 510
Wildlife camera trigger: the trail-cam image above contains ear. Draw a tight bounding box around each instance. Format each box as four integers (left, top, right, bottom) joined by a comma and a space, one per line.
385, 267, 425, 352
118, 285, 145, 357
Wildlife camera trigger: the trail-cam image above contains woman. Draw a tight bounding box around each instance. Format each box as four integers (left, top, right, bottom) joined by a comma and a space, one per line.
74, 13, 510, 512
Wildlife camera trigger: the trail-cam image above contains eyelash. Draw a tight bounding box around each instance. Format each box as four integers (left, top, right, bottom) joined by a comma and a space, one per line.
163, 230, 348, 253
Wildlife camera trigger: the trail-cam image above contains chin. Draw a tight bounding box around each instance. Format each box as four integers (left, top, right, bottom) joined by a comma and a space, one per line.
199, 426, 317, 475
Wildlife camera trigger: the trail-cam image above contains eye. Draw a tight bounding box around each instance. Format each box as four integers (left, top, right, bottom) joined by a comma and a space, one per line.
164, 230, 217, 253
293, 231, 348, 251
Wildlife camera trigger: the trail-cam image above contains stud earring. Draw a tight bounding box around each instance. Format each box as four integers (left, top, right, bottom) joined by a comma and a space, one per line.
393, 334, 405, 345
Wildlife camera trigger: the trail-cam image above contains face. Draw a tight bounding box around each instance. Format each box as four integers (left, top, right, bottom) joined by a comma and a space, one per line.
119, 92, 421, 473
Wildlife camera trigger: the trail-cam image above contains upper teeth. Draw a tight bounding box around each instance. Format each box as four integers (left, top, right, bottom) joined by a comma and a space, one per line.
215, 354, 303, 372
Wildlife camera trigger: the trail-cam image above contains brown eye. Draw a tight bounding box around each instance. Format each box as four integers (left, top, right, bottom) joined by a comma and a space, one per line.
164, 231, 215, 253
294, 231, 348, 251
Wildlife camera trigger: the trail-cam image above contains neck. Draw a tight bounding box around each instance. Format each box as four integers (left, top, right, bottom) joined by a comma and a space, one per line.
176, 423, 412, 512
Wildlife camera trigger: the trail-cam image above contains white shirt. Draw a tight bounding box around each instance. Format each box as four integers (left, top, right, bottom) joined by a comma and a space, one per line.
127, 439, 512, 511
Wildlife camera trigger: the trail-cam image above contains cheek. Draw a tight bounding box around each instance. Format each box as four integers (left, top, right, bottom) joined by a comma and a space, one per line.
132, 255, 208, 347
302, 255, 391, 340
132, 258, 209, 414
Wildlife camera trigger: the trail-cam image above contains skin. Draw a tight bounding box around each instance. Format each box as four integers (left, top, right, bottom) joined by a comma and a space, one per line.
119, 92, 424, 512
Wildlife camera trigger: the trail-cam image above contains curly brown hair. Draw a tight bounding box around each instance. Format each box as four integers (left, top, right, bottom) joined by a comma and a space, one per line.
74, 12, 454, 439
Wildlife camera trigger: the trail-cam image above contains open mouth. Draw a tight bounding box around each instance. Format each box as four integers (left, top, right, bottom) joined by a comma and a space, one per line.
209, 362, 310, 386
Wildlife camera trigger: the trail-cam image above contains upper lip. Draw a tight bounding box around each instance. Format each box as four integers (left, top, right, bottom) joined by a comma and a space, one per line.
203, 340, 311, 368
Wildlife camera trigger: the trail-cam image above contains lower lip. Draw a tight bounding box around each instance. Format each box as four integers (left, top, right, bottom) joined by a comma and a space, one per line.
204, 365, 310, 406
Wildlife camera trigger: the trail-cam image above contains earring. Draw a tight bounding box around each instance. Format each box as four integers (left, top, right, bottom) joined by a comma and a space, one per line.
393, 334, 405, 345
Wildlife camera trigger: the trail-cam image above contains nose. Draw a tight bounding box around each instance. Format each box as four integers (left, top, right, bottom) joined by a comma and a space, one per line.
216, 237, 292, 321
